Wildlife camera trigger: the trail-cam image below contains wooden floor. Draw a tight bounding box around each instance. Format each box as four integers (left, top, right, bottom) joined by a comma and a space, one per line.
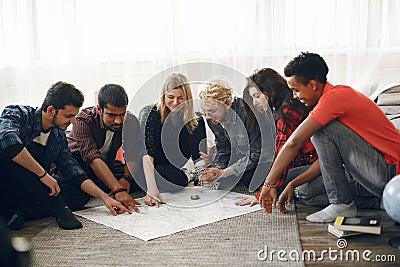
296, 203, 400, 266
9, 202, 400, 266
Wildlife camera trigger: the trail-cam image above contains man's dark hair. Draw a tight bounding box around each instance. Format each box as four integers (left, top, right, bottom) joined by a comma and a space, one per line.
98, 84, 128, 110
41, 81, 84, 111
284, 52, 329, 85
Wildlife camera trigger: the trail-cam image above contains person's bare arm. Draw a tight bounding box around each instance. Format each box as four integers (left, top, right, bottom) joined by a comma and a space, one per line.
80, 179, 133, 214
143, 155, 165, 207
90, 158, 141, 211
90, 158, 123, 190
260, 118, 323, 213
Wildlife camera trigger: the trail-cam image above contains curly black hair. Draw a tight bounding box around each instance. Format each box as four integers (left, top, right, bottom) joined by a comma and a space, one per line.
284, 52, 329, 85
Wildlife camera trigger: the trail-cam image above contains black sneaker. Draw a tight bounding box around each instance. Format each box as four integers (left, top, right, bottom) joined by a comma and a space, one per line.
7, 211, 25, 230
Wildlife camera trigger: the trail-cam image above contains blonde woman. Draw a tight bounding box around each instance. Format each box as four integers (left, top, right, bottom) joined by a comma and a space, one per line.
138, 73, 207, 207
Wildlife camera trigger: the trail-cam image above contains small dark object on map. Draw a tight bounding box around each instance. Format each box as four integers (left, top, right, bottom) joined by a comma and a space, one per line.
190, 195, 200, 200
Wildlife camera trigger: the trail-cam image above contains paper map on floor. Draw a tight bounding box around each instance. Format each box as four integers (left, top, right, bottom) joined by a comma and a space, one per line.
74, 187, 261, 241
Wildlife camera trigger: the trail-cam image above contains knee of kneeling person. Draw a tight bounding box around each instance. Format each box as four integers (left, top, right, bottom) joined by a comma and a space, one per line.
64, 193, 90, 211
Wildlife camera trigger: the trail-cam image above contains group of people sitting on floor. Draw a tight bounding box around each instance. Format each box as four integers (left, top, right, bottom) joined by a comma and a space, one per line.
1, 52, 399, 231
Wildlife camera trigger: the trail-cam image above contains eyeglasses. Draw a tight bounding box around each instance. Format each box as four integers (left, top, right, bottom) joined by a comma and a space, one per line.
200, 108, 219, 116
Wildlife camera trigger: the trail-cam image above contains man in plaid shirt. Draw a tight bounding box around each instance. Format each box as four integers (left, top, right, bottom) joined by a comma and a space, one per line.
0, 82, 131, 230
67, 84, 141, 210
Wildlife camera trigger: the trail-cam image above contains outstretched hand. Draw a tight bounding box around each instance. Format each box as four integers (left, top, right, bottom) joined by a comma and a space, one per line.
114, 191, 141, 213
235, 196, 259, 206
144, 188, 166, 208
104, 196, 132, 215
259, 185, 277, 213
200, 168, 222, 184
277, 182, 295, 214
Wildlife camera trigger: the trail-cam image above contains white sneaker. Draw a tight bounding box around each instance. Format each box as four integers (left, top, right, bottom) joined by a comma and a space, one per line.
306, 201, 357, 223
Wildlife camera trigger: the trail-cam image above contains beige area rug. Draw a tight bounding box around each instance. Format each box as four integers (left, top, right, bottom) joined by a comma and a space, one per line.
31, 202, 304, 266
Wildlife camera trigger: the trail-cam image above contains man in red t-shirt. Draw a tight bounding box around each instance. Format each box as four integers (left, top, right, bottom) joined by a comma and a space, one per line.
259, 52, 400, 223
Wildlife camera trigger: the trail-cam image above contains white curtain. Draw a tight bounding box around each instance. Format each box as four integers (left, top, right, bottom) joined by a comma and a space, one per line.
1, 0, 399, 111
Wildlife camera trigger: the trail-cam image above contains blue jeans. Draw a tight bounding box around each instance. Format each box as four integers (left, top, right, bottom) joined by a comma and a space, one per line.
311, 120, 396, 204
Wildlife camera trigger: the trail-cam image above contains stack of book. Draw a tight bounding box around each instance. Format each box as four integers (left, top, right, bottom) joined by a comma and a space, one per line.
327, 216, 382, 238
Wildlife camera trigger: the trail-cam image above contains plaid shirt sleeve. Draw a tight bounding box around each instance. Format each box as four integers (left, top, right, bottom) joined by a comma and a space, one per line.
255, 107, 309, 199
68, 108, 102, 163
53, 131, 88, 185
0, 106, 29, 151
275, 107, 307, 187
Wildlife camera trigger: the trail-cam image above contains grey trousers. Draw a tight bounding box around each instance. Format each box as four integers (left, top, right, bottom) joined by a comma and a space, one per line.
282, 165, 329, 206
310, 120, 396, 204
293, 167, 382, 209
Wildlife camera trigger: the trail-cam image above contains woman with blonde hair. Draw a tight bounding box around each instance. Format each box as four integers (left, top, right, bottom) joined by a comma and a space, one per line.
138, 73, 207, 207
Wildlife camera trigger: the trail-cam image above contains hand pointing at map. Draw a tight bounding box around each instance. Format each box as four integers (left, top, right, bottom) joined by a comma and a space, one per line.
103, 196, 132, 215
145, 187, 166, 208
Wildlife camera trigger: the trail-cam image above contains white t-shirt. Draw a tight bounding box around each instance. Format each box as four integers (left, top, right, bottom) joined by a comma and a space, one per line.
99, 130, 114, 162
33, 130, 52, 146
